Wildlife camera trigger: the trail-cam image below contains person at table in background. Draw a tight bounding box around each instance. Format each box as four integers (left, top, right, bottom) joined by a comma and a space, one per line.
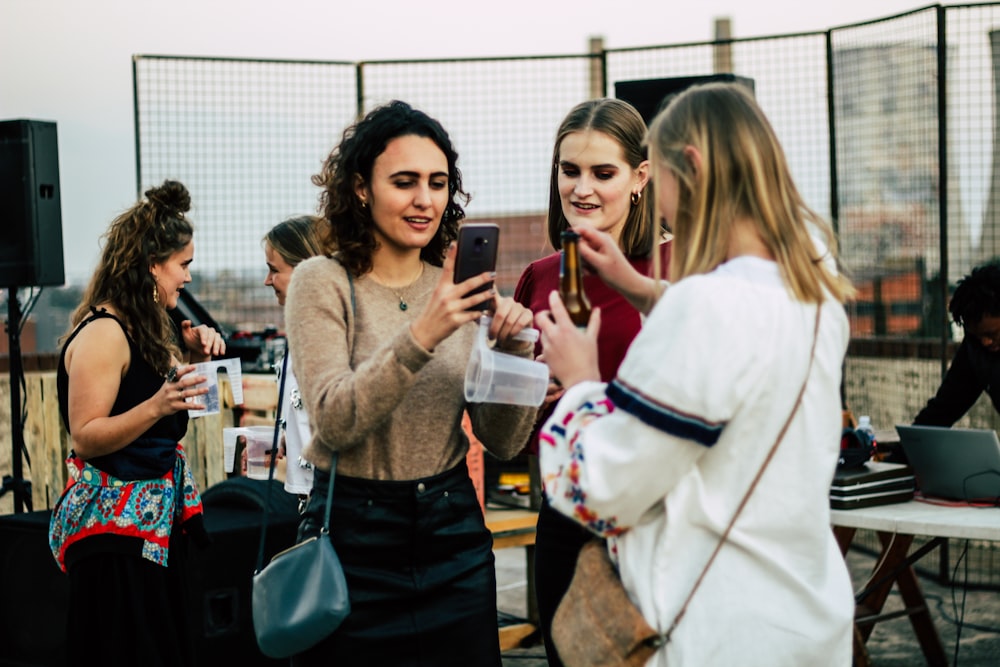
909, 261, 1000, 437
262, 215, 325, 505
512, 97, 670, 667
48, 180, 225, 665
535, 83, 855, 666
285, 100, 537, 666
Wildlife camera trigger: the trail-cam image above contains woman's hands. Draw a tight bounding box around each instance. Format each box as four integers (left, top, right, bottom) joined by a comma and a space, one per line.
574, 222, 664, 315
488, 291, 534, 349
536, 351, 566, 408
410, 243, 533, 351
157, 364, 209, 417
535, 290, 602, 390
181, 319, 226, 363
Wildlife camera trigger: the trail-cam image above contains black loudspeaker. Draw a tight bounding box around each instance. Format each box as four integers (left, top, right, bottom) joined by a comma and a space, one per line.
614, 74, 756, 126
0, 481, 300, 667
190, 478, 301, 666
0, 511, 69, 667
0, 119, 65, 287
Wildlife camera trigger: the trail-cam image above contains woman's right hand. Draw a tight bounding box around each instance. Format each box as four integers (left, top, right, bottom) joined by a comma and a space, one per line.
575, 223, 638, 290
157, 364, 208, 417
536, 351, 566, 408
575, 223, 663, 315
410, 242, 494, 351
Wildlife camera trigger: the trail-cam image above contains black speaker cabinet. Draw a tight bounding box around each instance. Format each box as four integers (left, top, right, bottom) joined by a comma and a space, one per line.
0, 119, 65, 288
0, 480, 300, 667
614, 74, 756, 126
0, 511, 69, 667
190, 478, 301, 666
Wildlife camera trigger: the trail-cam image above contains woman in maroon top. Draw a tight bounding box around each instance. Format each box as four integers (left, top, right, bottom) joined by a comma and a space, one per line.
514, 98, 671, 667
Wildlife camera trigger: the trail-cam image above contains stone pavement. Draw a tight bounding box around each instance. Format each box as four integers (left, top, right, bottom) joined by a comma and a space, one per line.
496, 542, 1000, 666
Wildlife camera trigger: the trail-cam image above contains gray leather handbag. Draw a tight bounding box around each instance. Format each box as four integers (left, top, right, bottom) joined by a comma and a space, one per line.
251, 352, 350, 658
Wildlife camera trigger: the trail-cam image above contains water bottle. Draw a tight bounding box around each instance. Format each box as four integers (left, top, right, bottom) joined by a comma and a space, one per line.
857, 415, 878, 457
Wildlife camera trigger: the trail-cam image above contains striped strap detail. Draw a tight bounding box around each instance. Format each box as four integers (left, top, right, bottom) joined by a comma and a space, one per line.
607, 378, 724, 447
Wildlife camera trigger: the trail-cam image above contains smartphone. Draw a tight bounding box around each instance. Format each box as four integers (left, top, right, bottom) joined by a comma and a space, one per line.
454, 222, 500, 311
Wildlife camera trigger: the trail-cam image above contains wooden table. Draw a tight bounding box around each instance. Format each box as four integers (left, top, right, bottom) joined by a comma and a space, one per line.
485, 506, 539, 651
831, 501, 1000, 666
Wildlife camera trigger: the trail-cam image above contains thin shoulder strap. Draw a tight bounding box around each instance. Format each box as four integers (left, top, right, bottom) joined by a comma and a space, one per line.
253, 264, 355, 573
63, 307, 126, 347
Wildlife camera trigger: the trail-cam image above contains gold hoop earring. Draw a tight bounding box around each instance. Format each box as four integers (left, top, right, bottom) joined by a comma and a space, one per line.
630, 191, 641, 205
153, 283, 159, 304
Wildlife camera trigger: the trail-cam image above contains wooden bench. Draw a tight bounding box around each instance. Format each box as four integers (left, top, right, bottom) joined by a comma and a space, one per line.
485, 507, 539, 651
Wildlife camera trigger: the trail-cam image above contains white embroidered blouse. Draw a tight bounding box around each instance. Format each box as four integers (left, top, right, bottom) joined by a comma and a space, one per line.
540, 256, 854, 667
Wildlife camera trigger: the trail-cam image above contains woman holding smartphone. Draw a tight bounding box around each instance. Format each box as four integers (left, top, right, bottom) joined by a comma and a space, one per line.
285, 100, 538, 666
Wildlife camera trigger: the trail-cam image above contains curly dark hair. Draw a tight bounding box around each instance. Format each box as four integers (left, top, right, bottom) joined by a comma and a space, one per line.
949, 261, 1000, 329
67, 180, 193, 374
312, 100, 470, 277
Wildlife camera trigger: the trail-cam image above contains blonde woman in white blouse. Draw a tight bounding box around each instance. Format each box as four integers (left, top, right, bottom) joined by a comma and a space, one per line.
535, 83, 856, 667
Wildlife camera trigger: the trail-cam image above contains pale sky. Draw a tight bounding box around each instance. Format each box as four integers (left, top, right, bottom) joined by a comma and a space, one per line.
1, 0, 927, 281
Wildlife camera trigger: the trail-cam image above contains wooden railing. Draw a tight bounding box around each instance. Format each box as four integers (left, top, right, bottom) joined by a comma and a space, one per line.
0, 372, 278, 514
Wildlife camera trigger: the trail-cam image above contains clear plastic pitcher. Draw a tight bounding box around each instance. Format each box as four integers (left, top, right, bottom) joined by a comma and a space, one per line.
464, 317, 547, 407
222, 425, 275, 479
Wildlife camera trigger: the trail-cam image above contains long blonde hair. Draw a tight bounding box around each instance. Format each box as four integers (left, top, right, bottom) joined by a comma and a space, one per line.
263, 215, 325, 266
648, 83, 853, 304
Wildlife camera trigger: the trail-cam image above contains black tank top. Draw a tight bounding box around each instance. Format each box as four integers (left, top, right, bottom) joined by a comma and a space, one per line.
57, 308, 187, 478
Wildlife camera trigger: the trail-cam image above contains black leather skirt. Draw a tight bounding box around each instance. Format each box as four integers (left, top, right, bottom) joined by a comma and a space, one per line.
292, 460, 501, 667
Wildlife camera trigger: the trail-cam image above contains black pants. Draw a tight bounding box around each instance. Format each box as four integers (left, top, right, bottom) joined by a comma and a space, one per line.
292, 461, 501, 667
533, 497, 597, 667
66, 534, 194, 667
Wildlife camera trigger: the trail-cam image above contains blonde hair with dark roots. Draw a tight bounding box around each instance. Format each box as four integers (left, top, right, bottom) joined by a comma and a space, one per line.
546, 98, 658, 256
263, 215, 326, 267
648, 83, 853, 304
68, 180, 193, 374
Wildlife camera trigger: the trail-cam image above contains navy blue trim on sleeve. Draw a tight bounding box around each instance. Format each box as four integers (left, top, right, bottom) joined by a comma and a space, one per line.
607, 379, 724, 447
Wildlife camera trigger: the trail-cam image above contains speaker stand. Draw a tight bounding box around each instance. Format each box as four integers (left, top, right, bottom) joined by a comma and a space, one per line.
2, 287, 33, 514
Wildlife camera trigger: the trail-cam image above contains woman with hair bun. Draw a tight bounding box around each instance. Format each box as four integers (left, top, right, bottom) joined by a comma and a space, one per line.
48, 180, 225, 665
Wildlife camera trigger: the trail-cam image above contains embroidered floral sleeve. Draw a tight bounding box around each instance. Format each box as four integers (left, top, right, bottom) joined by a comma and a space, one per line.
539, 382, 625, 537
539, 373, 711, 537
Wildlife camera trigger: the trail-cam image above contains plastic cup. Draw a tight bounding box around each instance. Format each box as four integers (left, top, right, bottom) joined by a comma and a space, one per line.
223, 425, 275, 479
222, 429, 237, 472
464, 319, 547, 407
187, 358, 244, 418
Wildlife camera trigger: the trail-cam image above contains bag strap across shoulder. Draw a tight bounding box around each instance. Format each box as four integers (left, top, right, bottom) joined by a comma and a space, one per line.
254, 262, 354, 573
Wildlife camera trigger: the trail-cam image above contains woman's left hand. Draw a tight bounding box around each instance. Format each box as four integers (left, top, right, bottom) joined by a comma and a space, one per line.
535, 290, 602, 389
181, 320, 226, 362
488, 295, 534, 347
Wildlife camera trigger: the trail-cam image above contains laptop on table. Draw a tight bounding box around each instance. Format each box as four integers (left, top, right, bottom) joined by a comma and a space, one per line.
895, 425, 1000, 503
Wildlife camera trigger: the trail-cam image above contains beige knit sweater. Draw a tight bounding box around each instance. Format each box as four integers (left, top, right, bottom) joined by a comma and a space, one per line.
285, 255, 537, 479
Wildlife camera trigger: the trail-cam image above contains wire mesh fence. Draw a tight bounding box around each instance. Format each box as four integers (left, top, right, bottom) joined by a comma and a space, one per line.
131, 3, 1000, 447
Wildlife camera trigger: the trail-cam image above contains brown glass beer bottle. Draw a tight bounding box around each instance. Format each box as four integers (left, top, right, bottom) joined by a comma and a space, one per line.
559, 230, 592, 329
